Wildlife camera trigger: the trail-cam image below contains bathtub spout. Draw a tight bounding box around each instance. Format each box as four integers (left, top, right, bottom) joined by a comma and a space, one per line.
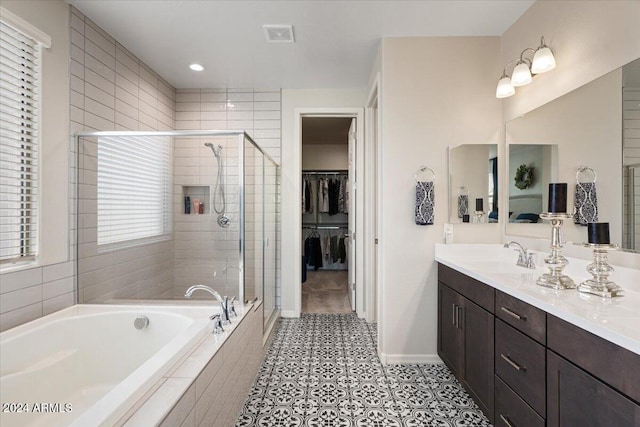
185, 285, 230, 325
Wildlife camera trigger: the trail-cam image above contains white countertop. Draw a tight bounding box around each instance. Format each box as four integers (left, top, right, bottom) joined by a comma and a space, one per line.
435, 244, 640, 355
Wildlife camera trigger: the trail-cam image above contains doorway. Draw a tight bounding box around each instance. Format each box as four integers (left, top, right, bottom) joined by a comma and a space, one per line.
301, 117, 354, 313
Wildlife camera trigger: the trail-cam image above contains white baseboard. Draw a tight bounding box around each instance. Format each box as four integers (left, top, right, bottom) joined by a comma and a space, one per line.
280, 310, 300, 318
379, 353, 443, 365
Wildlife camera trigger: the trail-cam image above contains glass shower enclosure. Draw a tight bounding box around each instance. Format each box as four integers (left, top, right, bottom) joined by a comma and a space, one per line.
75, 130, 279, 330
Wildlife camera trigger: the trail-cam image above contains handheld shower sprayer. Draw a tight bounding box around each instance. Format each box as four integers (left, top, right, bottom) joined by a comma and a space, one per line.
204, 142, 229, 227
204, 142, 222, 158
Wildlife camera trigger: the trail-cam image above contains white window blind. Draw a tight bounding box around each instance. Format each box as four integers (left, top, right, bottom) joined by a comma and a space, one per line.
0, 20, 40, 263
97, 136, 172, 247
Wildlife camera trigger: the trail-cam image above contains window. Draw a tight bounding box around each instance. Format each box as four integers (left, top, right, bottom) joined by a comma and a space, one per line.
97, 136, 172, 248
0, 18, 42, 264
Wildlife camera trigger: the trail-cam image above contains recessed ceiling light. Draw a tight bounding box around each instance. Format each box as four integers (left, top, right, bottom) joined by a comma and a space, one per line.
189, 63, 204, 71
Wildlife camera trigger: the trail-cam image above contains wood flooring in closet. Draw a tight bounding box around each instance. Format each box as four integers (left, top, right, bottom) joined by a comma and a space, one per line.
302, 270, 352, 314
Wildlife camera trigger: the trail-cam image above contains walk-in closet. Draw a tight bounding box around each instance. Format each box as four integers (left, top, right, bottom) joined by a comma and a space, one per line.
301, 117, 354, 313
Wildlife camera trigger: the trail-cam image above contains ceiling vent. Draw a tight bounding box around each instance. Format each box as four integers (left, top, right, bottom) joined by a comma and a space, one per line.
263, 25, 294, 43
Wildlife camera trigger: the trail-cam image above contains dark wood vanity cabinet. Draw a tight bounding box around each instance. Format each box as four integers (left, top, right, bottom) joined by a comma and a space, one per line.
546, 315, 640, 426
437, 264, 494, 421
437, 262, 640, 427
547, 350, 640, 426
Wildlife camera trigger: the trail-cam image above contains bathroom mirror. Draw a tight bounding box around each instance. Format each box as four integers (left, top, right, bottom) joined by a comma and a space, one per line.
506, 144, 558, 224
505, 57, 640, 252
448, 144, 498, 223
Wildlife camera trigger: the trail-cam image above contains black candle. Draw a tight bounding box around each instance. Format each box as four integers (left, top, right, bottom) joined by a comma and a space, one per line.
588, 222, 610, 244
475, 198, 483, 212
462, 214, 470, 223
548, 183, 568, 213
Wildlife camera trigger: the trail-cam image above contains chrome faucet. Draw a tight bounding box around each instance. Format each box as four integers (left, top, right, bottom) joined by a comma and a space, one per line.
184, 285, 231, 325
504, 241, 536, 269
210, 314, 224, 334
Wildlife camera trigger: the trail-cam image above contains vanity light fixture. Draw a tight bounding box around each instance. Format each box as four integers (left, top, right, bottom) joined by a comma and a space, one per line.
496, 36, 556, 98
189, 63, 204, 71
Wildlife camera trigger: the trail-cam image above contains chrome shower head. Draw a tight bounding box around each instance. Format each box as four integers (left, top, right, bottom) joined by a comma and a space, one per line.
204, 142, 222, 158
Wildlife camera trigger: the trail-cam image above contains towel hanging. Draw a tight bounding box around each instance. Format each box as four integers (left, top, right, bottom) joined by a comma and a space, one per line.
457, 186, 469, 219
574, 166, 599, 226
414, 166, 435, 225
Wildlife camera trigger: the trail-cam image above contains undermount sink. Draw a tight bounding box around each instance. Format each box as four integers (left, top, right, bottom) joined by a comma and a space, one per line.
459, 259, 535, 275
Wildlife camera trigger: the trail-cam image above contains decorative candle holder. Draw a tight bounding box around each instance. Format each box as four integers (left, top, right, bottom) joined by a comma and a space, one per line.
577, 243, 624, 298
537, 212, 576, 290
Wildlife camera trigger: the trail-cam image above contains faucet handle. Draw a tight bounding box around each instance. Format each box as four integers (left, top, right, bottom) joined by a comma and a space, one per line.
513, 249, 527, 266
525, 251, 536, 269
229, 296, 237, 318
210, 314, 224, 334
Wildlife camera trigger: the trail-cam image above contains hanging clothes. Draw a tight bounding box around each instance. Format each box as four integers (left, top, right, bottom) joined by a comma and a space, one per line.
330, 235, 339, 262
338, 177, 347, 213
328, 178, 340, 215
339, 236, 346, 263
322, 235, 330, 262
318, 177, 329, 213
303, 178, 312, 213
302, 177, 314, 213
304, 235, 323, 270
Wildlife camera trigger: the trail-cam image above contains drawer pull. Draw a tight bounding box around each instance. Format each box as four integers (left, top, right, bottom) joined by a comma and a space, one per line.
452, 304, 457, 327
499, 414, 515, 427
501, 353, 525, 372
501, 306, 526, 321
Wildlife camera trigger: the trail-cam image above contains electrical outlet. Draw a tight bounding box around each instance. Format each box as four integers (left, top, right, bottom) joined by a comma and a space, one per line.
444, 223, 454, 244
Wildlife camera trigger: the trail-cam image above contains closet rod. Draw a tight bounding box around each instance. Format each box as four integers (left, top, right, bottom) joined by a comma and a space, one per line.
303, 225, 348, 230
302, 170, 348, 175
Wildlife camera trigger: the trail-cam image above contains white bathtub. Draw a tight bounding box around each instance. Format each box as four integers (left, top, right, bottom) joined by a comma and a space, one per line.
0, 304, 218, 427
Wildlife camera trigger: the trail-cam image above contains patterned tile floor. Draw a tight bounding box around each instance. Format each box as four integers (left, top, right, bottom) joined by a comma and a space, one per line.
236, 314, 492, 427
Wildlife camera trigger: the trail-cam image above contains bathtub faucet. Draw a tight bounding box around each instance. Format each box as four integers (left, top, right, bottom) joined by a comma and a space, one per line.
185, 285, 231, 325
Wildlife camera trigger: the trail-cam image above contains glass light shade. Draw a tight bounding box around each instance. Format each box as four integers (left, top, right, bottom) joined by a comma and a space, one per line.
531, 47, 556, 73
511, 62, 532, 86
496, 76, 515, 98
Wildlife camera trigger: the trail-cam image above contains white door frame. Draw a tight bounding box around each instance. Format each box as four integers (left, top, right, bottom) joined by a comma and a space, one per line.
293, 107, 365, 317
365, 74, 380, 324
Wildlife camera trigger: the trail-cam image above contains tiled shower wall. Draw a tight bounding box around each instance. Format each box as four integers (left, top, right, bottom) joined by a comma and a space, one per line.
1, 8, 282, 331
623, 87, 640, 249
71, 7, 177, 303
174, 89, 282, 307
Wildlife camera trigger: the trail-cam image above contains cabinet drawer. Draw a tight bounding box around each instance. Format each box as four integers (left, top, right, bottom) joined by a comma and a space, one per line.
495, 376, 545, 427
438, 264, 494, 313
495, 319, 546, 416
496, 290, 546, 344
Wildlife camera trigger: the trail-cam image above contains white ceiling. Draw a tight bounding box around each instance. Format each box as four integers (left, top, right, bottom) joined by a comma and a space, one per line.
67, 0, 534, 90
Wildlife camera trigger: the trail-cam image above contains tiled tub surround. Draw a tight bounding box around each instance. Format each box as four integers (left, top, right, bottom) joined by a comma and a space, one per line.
0, 302, 260, 427
120, 302, 263, 427
0, 261, 75, 332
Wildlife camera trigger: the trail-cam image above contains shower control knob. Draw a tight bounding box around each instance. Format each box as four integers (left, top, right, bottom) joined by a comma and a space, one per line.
217, 214, 230, 227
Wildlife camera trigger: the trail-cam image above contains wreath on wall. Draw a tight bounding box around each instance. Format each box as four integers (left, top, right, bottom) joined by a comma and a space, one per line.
514, 164, 535, 190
